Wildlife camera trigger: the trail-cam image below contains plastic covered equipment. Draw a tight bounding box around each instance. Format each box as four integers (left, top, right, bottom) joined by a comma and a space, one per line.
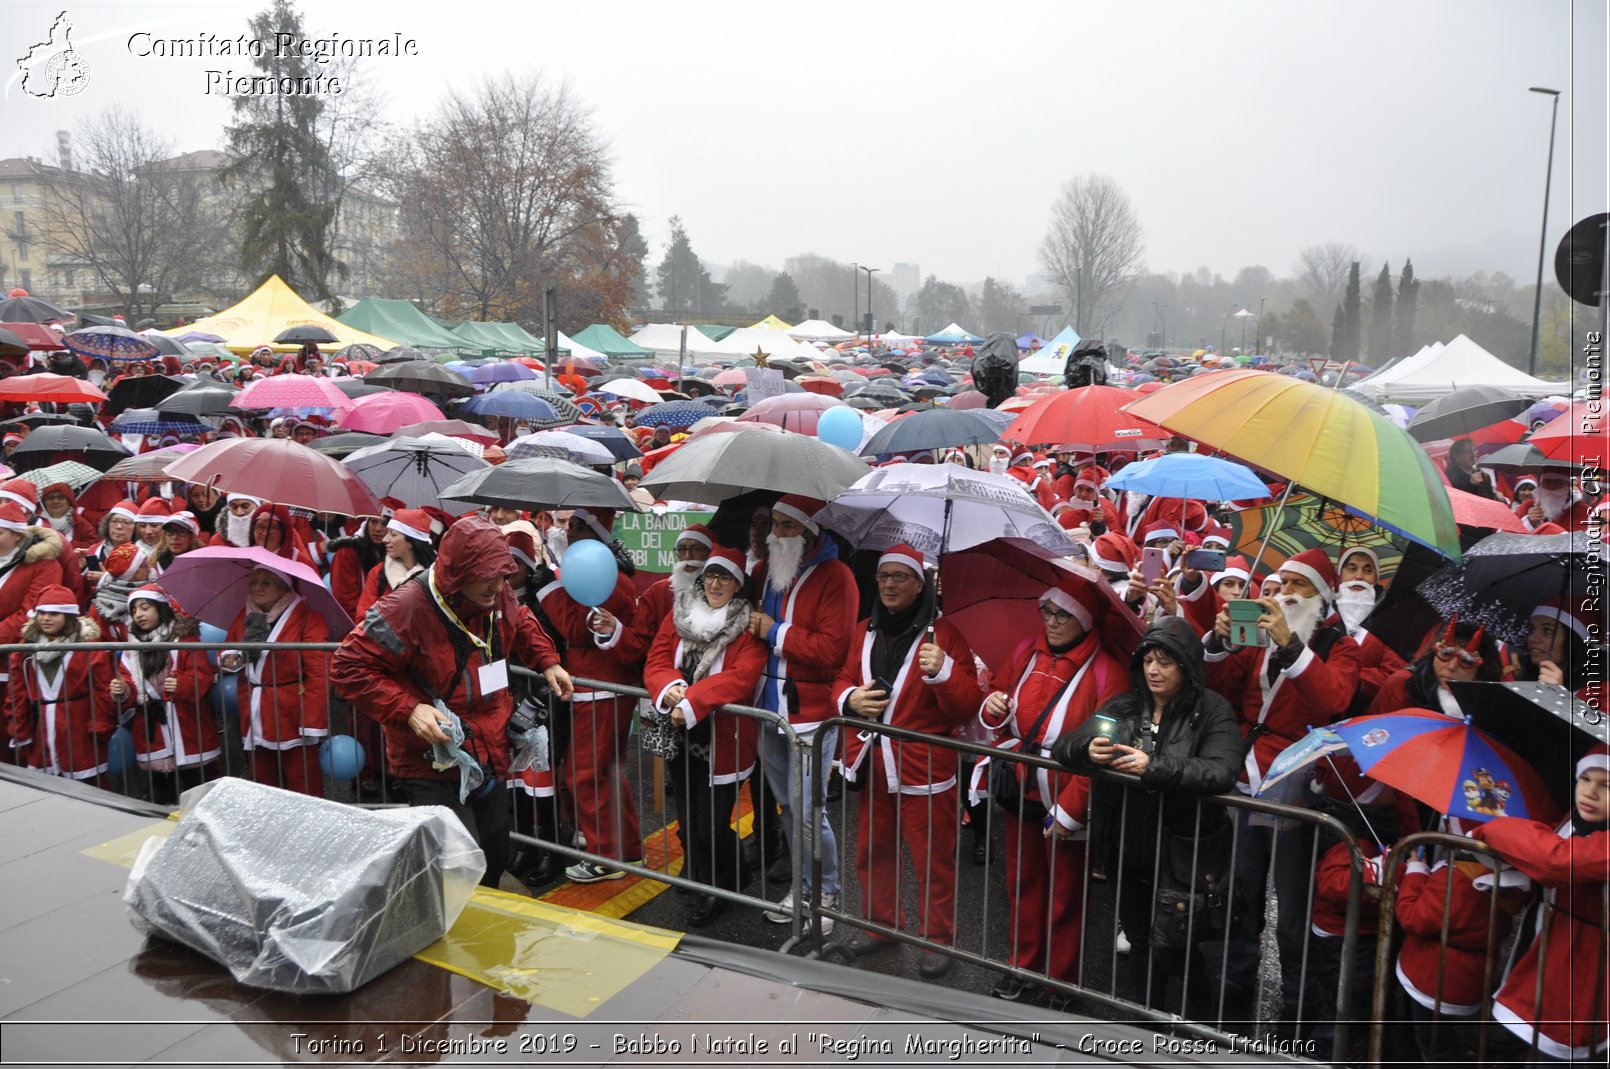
123, 777, 485, 994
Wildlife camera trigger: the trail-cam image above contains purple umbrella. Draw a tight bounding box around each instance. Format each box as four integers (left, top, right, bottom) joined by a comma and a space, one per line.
154, 545, 354, 636
469, 361, 538, 385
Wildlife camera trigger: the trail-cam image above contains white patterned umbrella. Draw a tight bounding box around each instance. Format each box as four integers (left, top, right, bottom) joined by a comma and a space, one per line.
340, 436, 488, 514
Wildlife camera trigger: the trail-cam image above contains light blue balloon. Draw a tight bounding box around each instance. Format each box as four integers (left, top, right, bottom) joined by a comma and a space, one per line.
209, 676, 240, 723
319, 735, 366, 781
560, 539, 619, 607
105, 727, 136, 775
198, 622, 228, 666
816, 406, 862, 451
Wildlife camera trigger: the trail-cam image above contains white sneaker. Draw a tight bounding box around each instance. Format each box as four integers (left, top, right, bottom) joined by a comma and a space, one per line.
764, 891, 838, 934
1115, 926, 1132, 955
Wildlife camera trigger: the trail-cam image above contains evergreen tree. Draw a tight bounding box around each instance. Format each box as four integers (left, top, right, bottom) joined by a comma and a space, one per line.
618, 214, 651, 311
765, 272, 803, 321
1393, 259, 1420, 355
1367, 263, 1395, 358
1334, 260, 1362, 361
652, 216, 724, 314
220, 0, 344, 304
1329, 304, 1349, 361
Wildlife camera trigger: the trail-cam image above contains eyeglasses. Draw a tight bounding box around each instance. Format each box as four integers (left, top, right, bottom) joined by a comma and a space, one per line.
875, 572, 919, 585
1038, 604, 1075, 624
674, 545, 708, 560
1433, 644, 1483, 668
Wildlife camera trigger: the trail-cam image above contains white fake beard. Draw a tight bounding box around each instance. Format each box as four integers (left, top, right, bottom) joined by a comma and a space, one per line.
685, 596, 734, 641
766, 533, 807, 593
988, 456, 1008, 475
1435, 686, 1464, 719
1124, 491, 1150, 518
669, 560, 701, 594
225, 512, 254, 548
1334, 581, 1378, 633
87, 370, 105, 387
1535, 486, 1572, 522
1277, 593, 1326, 645
546, 528, 569, 561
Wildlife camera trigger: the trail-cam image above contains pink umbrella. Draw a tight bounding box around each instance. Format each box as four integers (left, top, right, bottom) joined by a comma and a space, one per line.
155, 545, 353, 635
337, 392, 445, 434
162, 437, 382, 517
230, 373, 352, 411
395, 419, 499, 445
737, 393, 847, 435
1446, 486, 1528, 533
713, 368, 748, 387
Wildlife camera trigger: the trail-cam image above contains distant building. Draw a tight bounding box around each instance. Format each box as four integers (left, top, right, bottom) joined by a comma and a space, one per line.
0, 154, 78, 304
891, 261, 919, 301
1024, 271, 1058, 298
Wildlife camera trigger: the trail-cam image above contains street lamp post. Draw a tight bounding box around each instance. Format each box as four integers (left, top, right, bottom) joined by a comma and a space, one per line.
859, 265, 879, 346
1221, 305, 1242, 356
1256, 296, 1267, 355
1527, 87, 1561, 376
851, 262, 859, 344
1158, 304, 1167, 351
1235, 307, 1256, 353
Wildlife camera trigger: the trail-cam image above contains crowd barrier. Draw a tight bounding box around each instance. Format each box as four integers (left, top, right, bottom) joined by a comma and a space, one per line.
6, 641, 1598, 1066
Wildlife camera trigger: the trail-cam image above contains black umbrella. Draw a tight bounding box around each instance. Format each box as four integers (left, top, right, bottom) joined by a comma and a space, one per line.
439, 457, 637, 511
1413, 530, 1594, 645
7, 424, 133, 473
859, 408, 1001, 456
308, 431, 390, 459
334, 343, 383, 361
379, 346, 433, 364
106, 374, 183, 418
1480, 442, 1576, 472
1451, 680, 1607, 811
273, 325, 339, 345
640, 427, 870, 503
332, 379, 392, 401
156, 385, 238, 418
1407, 386, 1530, 443
362, 361, 474, 398
678, 377, 718, 397
844, 395, 885, 411
0, 294, 73, 324
0, 327, 28, 359
0, 413, 80, 430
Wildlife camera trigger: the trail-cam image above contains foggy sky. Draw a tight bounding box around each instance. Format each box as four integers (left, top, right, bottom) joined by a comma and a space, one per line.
3, 0, 1605, 290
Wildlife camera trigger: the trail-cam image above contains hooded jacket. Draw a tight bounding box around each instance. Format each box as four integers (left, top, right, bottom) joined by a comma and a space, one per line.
0, 526, 67, 653
1052, 616, 1243, 878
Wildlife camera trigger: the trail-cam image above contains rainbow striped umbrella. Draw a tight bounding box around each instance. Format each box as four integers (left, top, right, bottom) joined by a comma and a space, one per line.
1125, 370, 1460, 560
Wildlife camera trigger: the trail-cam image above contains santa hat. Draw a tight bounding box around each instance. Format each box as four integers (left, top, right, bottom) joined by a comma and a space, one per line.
1513, 476, 1539, 490
1140, 520, 1179, 545
1032, 457, 1052, 471
877, 543, 925, 579
1532, 596, 1595, 645
1337, 545, 1380, 581
126, 583, 171, 609
136, 497, 171, 520
1258, 572, 1284, 596
103, 542, 146, 580
28, 584, 78, 616
1090, 531, 1139, 575
1279, 547, 1338, 601
677, 523, 714, 551
0, 501, 29, 532
0, 478, 38, 513
1039, 582, 1097, 631
701, 545, 747, 582
1211, 555, 1253, 587
573, 507, 616, 542
502, 522, 540, 572
1200, 522, 1232, 549
2, 433, 20, 449
772, 494, 826, 534
990, 444, 1012, 456
387, 508, 434, 544
1577, 743, 1610, 778
1011, 450, 1033, 466
163, 510, 201, 534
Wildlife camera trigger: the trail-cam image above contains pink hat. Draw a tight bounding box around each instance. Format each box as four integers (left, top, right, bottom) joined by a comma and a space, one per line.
877, 543, 925, 578
772, 494, 826, 534
1279, 547, 1338, 600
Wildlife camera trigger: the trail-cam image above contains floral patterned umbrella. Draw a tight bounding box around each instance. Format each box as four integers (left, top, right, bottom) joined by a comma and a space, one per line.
62, 325, 160, 362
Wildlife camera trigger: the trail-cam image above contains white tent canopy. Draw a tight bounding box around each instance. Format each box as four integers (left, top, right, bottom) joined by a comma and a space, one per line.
1352, 334, 1569, 402
555, 330, 609, 363
1018, 325, 1081, 375
628, 323, 728, 361
788, 318, 855, 342
709, 327, 824, 361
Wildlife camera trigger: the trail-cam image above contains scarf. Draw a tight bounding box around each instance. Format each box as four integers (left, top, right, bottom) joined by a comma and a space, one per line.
243, 590, 295, 664
44, 511, 73, 536
671, 586, 751, 684
130, 618, 177, 682
383, 557, 422, 593
870, 586, 928, 685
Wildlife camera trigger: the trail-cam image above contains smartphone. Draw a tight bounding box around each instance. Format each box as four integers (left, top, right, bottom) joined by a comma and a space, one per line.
1185, 547, 1227, 572
1141, 546, 1167, 587
1092, 714, 1119, 739
871, 676, 893, 695
1227, 598, 1269, 647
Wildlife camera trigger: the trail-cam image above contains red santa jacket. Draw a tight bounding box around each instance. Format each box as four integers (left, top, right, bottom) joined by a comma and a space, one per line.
975, 629, 1127, 817
598, 574, 673, 665
0, 527, 67, 661
1311, 837, 1385, 938
331, 577, 561, 781
833, 615, 979, 793
1350, 628, 1406, 712
325, 537, 382, 620
1473, 816, 1609, 1060
1516, 495, 1596, 533
642, 602, 766, 784
8, 637, 117, 779
1395, 856, 1528, 1016
1204, 618, 1361, 794
223, 598, 330, 751
752, 552, 859, 733
114, 636, 221, 770
537, 570, 639, 697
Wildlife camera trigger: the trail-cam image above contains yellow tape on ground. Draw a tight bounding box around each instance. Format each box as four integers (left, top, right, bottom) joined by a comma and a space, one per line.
413, 887, 680, 1017
80, 818, 174, 867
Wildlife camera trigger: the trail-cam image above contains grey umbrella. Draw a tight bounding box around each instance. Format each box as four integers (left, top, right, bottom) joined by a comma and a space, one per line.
439, 457, 637, 512
363, 361, 474, 398
1407, 386, 1530, 443
639, 426, 871, 504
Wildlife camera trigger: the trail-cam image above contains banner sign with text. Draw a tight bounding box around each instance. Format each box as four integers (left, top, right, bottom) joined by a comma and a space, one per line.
614, 510, 717, 573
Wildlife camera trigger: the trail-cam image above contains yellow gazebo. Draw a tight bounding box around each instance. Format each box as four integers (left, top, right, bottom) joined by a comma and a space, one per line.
750, 314, 793, 331
172, 276, 399, 353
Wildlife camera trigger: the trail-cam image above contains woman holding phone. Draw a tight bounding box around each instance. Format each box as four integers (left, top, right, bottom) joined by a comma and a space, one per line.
1051, 616, 1243, 1016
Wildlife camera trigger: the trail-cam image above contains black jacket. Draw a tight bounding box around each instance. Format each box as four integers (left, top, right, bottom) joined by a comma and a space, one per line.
1053, 616, 1243, 881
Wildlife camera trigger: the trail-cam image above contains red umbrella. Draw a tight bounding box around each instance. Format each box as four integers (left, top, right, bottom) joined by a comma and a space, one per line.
1446, 486, 1528, 532
1527, 402, 1604, 466
1001, 384, 1170, 449
0, 372, 106, 403
737, 393, 846, 435
797, 375, 844, 397
0, 322, 65, 350
948, 390, 987, 410
162, 438, 382, 517
155, 545, 353, 635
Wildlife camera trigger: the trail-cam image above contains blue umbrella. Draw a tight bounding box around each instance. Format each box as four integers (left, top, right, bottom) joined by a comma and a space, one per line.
1104, 452, 1272, 501
63, 325, 160, 362
462, 391, 558, 420
563, 423, 643, 461
470, 361, 537, 385
636, 399, 716, 430
108, 417, 207, 437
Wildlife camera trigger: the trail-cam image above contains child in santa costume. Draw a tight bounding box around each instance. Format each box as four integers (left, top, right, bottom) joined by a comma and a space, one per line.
7, 586, 116, 784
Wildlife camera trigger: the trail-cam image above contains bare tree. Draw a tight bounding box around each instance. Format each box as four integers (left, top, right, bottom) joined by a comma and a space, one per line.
21, 107, 232, 320
313, 57, 393, 302
1292, 242, 1359, 324
389, 73, 618, 323
1038, 174, 1144, 336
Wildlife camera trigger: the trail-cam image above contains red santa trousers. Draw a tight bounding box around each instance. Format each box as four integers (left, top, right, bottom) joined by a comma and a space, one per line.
855, 782, 959, 945
565, 695, 642, 861
1002, 813, 1086, 981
